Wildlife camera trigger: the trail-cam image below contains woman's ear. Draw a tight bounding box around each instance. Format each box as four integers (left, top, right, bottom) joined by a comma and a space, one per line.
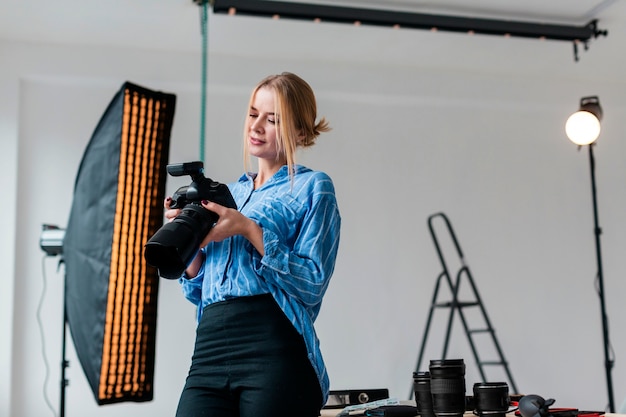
296, 130, 306, 145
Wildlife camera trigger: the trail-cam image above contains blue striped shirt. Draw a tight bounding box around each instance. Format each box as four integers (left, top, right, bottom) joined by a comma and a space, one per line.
179, 164, 341, 402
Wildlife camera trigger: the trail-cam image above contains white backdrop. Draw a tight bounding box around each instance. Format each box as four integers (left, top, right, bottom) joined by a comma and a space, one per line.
2, 8, 626, 417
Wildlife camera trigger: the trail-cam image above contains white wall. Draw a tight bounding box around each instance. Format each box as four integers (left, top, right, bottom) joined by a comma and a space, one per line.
3, 10, 626, 416
0, 39, 19, 417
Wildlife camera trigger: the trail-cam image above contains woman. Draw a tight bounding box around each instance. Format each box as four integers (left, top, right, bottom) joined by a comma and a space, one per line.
168, 72, 341, 417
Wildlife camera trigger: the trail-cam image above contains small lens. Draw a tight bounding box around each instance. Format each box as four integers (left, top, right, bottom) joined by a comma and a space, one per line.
413, 371, 435, 417
473, 382, 510, 417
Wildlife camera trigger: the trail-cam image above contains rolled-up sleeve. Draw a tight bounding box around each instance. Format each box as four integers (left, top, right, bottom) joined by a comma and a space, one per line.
252, 174, 341, 310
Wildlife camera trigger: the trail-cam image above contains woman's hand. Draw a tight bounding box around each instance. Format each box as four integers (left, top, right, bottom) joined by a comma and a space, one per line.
200, 200, 265, 255
164, 197, 181, 222
162, 197, 265, 277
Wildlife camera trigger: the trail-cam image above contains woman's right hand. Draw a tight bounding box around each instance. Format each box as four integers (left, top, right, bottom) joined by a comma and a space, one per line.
164, 197, 181, 222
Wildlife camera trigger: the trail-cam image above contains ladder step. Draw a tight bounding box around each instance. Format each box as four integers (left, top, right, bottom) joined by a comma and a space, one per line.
468, 328, 494, 334
458, 301, 479, 307
434, 301, 479, 308
479, 361, 507, 366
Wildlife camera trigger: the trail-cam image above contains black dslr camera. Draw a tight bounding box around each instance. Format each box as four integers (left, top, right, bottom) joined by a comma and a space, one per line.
144, 161, 237, 279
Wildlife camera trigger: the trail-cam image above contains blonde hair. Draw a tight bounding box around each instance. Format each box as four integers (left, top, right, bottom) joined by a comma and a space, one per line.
243, 72, 331, 176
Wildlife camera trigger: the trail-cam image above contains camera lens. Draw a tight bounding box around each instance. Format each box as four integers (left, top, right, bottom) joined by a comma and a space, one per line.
429, 359, 466, 417
144, 204, 217, 279
473, 382, 509, 417
413, 371, 436, 417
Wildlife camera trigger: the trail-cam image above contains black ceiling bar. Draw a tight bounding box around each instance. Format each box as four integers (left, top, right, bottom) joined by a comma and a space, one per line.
207, 0, 606, 43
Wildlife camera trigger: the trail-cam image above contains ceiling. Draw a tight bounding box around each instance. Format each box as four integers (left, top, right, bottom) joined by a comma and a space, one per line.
1, 0, 625, 78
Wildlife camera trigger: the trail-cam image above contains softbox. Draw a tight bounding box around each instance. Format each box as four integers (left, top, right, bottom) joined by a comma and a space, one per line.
63, 82, 176, 404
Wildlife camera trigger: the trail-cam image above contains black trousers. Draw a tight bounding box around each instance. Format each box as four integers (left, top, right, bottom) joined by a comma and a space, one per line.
175, 294, 323, 417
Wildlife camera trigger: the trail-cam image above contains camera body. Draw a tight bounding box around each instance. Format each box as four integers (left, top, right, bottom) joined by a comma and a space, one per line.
167, 161, 236, 210
144, 161, 237, 279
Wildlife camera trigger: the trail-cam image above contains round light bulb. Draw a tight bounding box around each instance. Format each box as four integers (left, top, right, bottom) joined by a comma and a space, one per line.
565, 110, 601, 145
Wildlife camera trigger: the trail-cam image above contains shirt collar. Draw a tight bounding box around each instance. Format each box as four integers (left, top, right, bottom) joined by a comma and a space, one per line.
238, 164, 308, 185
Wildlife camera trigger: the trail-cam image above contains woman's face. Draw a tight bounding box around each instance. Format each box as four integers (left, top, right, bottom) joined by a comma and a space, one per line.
247, 87, 284, 163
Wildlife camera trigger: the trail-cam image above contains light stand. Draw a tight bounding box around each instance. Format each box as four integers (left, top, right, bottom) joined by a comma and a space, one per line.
565, 96, 614, 412
40, 225, 68, 417
60, 283, 69, 417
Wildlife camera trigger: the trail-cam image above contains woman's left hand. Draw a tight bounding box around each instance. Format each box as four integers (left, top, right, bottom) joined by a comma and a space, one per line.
200, 201, 264, 254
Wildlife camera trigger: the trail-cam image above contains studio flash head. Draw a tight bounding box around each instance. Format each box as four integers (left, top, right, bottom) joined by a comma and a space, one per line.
40, 224, 65, 256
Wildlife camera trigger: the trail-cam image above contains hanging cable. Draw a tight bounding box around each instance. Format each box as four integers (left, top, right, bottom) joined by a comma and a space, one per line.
38, 256, 59, 417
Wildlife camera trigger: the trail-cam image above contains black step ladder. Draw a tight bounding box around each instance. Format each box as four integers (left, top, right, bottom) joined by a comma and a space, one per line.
412, 212, 518, 396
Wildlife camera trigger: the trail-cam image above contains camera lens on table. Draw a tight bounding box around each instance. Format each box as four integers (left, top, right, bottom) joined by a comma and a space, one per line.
413, 371, 435, 417
473, 382, 510, 417
429, 359, 466, 417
